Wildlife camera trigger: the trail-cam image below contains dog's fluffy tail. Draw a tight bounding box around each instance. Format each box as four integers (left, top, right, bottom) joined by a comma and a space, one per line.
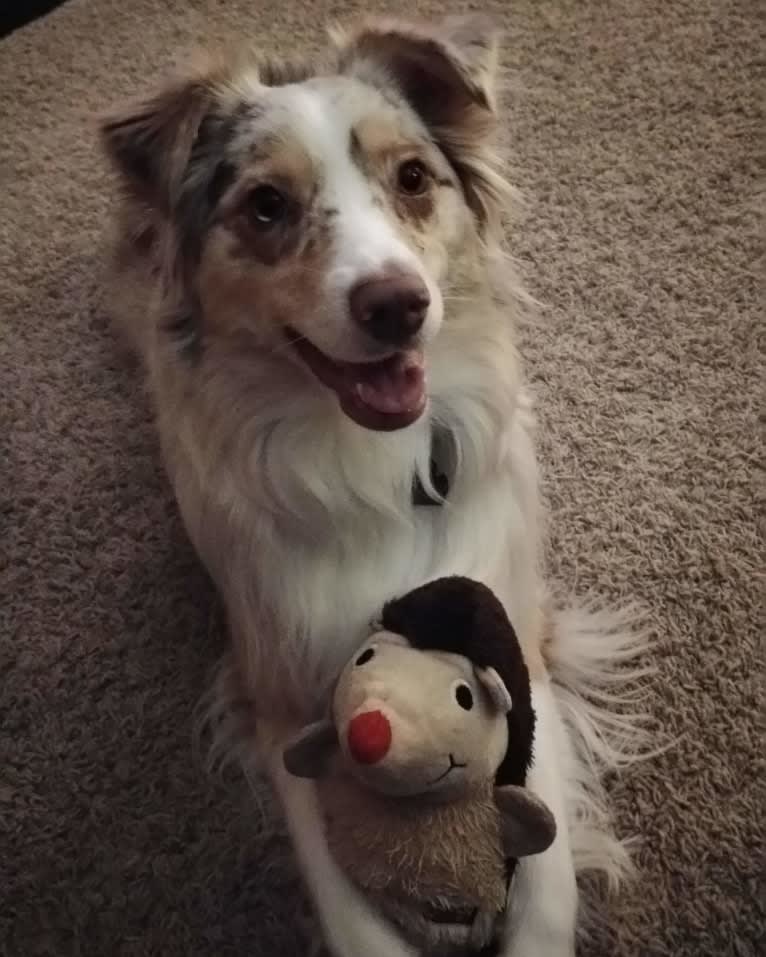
543, 600, 657, 911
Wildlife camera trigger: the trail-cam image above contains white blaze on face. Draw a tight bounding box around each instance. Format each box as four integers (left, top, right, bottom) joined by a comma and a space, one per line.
276, 84, 444, 357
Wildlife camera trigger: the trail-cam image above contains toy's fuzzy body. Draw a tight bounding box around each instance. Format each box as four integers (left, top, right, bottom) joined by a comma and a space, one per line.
319, 774, 507, 914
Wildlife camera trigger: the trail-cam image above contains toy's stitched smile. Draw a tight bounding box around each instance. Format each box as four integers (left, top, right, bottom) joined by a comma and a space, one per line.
429, 753, 467, 785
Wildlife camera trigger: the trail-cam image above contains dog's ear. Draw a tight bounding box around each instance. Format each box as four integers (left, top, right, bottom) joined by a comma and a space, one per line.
333, 16, 499, 133
334, 17, 507, 230
283, 720, 340, 779
100, 70, 218, 212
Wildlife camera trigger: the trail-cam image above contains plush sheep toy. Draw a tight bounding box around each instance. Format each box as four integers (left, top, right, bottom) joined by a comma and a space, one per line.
283, 576, 556, 957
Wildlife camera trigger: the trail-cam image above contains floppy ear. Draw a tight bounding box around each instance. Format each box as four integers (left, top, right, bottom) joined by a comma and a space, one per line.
476, 665, 513, 714
283, 720, 340, 779
494, 785, 557, 858
333, 17, 506, 228
100, 70, 218, 212
334, 16, 499, 128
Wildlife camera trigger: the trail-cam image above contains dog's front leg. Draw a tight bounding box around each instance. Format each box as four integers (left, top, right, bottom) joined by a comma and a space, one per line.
500, 679, 578, 957
260, 723, 417, 957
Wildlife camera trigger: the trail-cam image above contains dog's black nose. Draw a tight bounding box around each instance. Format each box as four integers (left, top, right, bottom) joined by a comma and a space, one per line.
349, 275, 430, 346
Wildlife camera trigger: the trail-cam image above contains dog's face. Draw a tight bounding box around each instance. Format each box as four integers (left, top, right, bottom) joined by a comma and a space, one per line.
191, 76, 463, 431
102, 18, 505, 431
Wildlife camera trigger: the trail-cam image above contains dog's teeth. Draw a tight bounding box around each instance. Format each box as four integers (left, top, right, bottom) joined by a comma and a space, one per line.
356, 383, 375, 405
355, 383, 374, 403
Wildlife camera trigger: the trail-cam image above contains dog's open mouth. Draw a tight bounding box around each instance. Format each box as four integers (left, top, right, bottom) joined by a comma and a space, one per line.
289, 332, 427, 431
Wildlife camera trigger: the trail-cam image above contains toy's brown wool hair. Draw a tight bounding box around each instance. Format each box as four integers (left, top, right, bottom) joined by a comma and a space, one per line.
381, 576, 534, 788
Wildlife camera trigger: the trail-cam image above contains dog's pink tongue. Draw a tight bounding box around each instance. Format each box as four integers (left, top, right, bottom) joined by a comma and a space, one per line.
352, 351, 426, 415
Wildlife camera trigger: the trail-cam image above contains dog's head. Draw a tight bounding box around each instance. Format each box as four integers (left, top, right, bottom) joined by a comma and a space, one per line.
101, 17, 508, 432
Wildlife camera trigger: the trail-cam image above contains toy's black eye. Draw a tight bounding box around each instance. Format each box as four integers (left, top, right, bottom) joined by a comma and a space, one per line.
455, 684, 474, 710
247, 185, 288, 226
355, 648, 375, 666
397, 159, 429, 196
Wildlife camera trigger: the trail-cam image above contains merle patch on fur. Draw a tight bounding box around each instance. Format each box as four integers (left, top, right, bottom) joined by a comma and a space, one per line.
175, 113, 240, 262
161, 305, 203, 360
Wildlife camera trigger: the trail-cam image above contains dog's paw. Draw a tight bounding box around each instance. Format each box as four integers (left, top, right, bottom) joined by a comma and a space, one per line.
498, 930, 575, 957
320, 903, 417, 957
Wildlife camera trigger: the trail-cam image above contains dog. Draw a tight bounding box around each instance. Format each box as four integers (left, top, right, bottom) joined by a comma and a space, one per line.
99, 16, 646, 957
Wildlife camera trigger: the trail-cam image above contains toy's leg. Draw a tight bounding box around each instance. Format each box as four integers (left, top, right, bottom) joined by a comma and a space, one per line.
258, 721, 417, 957
499, 679, 578, 957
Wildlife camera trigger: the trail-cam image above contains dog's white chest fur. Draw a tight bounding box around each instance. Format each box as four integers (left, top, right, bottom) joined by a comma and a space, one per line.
168, 376, 540, 713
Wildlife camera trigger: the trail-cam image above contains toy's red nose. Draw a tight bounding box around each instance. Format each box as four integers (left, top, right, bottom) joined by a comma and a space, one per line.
347, 710, 392, 764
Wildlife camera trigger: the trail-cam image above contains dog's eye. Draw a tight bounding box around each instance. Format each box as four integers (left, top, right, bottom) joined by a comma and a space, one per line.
355, 648, 375, 666
454, 683, 474, 710
247, 185, 288, 226
397, 160, 429, 196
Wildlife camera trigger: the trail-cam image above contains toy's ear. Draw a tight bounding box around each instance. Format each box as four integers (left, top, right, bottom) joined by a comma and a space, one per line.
495, 785, 557, 858
476, 666, 513, 714
283, 720, 339, 779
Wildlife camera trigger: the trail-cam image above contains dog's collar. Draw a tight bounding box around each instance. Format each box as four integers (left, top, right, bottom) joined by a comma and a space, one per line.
412, 428, 452, 507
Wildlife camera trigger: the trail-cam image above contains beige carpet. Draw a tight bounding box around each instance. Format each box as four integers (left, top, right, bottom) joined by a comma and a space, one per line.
1, 1, 763, 955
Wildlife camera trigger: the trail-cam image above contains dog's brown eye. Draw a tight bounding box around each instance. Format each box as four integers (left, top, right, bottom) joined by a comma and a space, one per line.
397, 160, 429, 196
356, 648, 375, 666
247, 185, 288, 226
455, 684, 474, 710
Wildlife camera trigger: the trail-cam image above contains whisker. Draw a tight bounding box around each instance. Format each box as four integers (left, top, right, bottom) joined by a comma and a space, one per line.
264, 331, 311, 359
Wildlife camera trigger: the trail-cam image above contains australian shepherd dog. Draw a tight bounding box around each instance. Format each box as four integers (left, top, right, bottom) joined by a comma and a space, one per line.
100, 16, 647, 957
